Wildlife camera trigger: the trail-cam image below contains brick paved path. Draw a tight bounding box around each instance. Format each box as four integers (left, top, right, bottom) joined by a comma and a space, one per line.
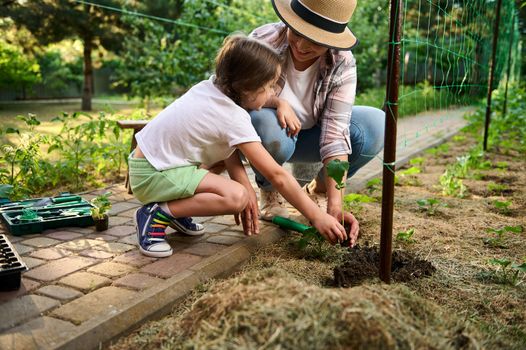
0, 108, 469, 349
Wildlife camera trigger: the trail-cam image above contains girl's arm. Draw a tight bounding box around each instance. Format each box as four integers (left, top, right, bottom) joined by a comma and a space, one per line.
263, 96, 301, 137
237, 142, 347, 243
224, 150, 259, 236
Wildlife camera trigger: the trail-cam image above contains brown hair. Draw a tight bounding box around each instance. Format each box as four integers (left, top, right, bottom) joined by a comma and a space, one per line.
215, 34, 282, 104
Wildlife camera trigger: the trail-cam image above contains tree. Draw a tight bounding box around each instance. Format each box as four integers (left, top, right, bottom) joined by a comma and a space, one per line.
0, 42, 41, 97
4, 0, 128, 110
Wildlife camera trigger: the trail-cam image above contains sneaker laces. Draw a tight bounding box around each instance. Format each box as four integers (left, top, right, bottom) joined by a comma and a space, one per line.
176, 216, 198, 230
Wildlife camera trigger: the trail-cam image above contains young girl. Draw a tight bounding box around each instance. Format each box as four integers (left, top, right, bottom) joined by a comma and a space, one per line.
130, 34, 349, 257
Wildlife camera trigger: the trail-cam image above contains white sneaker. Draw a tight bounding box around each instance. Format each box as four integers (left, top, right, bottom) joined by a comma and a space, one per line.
260, 190, 289, 221
303, 179, 328, 213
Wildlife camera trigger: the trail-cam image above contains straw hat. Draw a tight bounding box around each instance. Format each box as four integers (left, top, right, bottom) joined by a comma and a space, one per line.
271, 0, 358, 50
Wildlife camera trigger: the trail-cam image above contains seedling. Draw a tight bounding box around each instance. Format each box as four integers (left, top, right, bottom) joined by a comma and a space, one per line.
439, 169, 466, 197
409, 157, 424, 167
416, 198, 443, 215
452, 135, 466, 143
326, 159, 349, 228
495, 161, 508, 170
365, 178, 381, 194
90, 192, 112, 220
398, 166, 422, 186
483, 225, 523, 248
487, 182, 510, 194
343, 193, 376, 213
487, 258, 526, 286
426, 143, 449, 156
396, 228, 415, 243
493, 200, 511, 215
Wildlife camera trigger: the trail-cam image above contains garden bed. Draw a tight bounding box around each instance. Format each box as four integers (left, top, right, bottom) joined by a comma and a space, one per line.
110, 126, 525, 349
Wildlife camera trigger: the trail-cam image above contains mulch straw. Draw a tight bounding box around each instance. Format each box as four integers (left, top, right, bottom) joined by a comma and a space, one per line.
174, 268, 479, 349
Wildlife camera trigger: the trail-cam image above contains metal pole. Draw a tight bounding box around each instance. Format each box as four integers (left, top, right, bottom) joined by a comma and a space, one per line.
483, 0, 503, 151
380, 0, 402, 284
502, 13, 515, 117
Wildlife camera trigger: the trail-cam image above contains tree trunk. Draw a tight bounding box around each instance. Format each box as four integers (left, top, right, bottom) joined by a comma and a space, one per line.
82, 39, 93, 111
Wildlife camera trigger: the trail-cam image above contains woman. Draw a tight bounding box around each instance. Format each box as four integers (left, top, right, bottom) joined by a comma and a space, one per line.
250, 0, 385, 237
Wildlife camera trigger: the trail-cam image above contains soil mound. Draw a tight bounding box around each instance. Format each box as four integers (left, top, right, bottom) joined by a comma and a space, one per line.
177, 268, 477, 349
333, 245, 436, 287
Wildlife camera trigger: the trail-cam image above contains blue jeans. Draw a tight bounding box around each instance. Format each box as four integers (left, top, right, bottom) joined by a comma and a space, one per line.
249, 106, 385, 191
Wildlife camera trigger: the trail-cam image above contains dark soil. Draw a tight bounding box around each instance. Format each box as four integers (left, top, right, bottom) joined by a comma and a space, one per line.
333, 245, 436, 287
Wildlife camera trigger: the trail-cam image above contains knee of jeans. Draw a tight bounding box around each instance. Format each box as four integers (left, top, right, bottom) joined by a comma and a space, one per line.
361, 107, 385, 154
249, 108, 279, 134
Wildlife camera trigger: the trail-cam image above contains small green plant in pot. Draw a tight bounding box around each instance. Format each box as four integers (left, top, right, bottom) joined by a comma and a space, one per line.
90, 192, 112, 231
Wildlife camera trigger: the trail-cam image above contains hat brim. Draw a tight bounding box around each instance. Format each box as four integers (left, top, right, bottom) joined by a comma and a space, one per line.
271, 0, 358, 50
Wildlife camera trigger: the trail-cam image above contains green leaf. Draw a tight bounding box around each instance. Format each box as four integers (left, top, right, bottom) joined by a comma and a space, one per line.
511, 263, 526, 273
326, 159, 349, 186
504, 225, 523, 234
489, 258, 511, 267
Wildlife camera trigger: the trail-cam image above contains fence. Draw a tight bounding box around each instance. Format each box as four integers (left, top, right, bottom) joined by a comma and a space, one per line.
380, 0, 520, 282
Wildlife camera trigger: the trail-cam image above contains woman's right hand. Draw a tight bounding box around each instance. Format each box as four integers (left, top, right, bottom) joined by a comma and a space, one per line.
276, 98, 301, 137
311, 212, 347, 244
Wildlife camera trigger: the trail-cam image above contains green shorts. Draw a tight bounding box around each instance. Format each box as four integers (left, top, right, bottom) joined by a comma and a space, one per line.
128, 155, 208, 204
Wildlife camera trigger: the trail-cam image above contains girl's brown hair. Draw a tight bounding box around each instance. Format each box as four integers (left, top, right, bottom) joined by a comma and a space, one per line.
215, 34, 282, 104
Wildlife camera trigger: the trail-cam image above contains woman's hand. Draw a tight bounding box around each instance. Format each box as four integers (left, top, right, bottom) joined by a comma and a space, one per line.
276, 98, 301, 137
310, 212, 347, 244
234, 187, 260, 236
328, 208, 360, 247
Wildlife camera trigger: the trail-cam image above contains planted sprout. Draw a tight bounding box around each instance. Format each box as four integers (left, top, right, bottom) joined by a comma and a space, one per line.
487, 182, 509, 194
493, 200, 512, 215
326, 159, 349, 228
366, 178, 381, 194
483, 225, 523, 248
416, 198, 442, 215
487, 258, 526, 286
343, 193, 376, 213
90, 192, 112, 220
396, 228, 415, 243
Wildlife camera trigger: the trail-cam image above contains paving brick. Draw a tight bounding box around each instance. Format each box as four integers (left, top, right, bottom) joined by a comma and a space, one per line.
209, 215, 237, 226
93, 242, 135, 254
4, 235, 23, 243
193, 216, 212, 223
0, 278, 40, 303
113, 273, 164, 290
12, 243, 34, 255
105, 225, 136, 237
140, 253, 202, 278
169, 232, 209, 244
220, 229, 247, 237
59, 271, 112, 292
89, 233, 119, 241
45, 230, 83, 241
29, 247, 73, 260
24, 256, 98, 282
87, 262, 135, 277
0, 295, 60, 332
206, 235, 242, 245
182, 242, 225, 256
21, 237, 61, 248
36, 285, 83, 301
109, 202, 139, 216
118, 234, 137, 245
109, 216, 134, 226
0, 316, 76, 350
22, 256, 46, 269
79, 249, 115, 259
127, 198, 141, 204
55, 238, 104, 251
64, 226, 96, 234
119, 208, 137, 218
51, 286, 136, 325
202, 223, 229, 234
112, 250, 157, 267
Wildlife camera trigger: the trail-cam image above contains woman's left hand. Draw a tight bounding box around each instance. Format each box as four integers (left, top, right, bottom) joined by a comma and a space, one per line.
234, 187, 260, 236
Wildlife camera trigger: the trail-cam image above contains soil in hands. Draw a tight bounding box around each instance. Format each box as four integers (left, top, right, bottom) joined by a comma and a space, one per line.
333, 245, 436, 287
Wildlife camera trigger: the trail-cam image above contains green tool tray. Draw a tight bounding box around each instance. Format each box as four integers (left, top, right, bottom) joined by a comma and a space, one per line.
0, 194, 95, 236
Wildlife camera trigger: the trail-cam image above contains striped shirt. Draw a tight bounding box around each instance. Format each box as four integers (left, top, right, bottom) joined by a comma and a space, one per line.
251, 22, 357, 161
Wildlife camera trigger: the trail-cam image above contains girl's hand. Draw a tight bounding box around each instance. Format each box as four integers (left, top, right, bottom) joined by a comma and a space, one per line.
311, 212, 347, 244
234, 187, 260, 236
276, 98, 301, 137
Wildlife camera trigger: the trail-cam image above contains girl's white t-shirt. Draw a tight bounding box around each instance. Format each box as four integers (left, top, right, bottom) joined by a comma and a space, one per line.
279, 53, 319, 129
135, 78, 261, 171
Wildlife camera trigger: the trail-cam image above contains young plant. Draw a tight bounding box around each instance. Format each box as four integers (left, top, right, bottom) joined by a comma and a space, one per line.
297, 226, 326, 257
416, 198, 442, 215
396, 228, 415, 243
343, 193, 376, 213
439, 169, 467, 198
493, 200, 512, 215
487, 258, 526, 286
326, 159, 349, 228
90, 192, 112, 220
487, 182, 510, 194
365, 178, 381, 195
483, 225, 523, 248
409, 157, 425, 169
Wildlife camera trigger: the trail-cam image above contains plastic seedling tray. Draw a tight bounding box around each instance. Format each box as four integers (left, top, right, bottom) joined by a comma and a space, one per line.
0, 193, 95, 236
0, 234, 28, 291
